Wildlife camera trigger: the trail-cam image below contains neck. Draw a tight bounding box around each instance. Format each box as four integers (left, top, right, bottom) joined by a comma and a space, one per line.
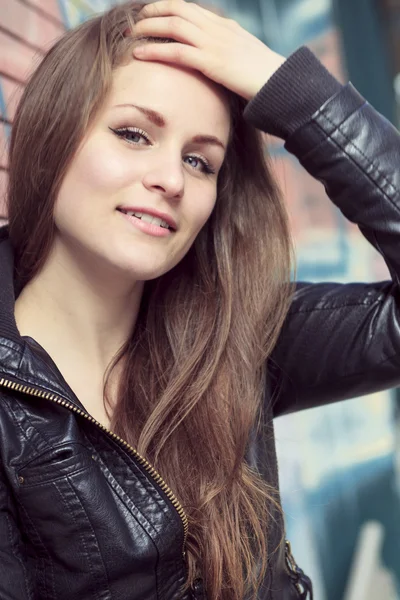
14, 238, 144, 376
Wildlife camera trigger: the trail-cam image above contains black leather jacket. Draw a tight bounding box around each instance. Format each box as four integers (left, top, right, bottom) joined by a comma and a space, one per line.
1, 50, 400, 600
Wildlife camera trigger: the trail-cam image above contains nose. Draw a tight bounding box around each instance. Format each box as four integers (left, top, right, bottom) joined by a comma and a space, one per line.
142, 153, 184, 200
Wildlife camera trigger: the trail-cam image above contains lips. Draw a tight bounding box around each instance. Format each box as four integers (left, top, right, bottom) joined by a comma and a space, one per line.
116, 206, 177, 231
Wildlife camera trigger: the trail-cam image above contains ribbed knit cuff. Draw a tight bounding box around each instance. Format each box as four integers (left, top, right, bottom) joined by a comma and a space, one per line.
243, 46, 343, 140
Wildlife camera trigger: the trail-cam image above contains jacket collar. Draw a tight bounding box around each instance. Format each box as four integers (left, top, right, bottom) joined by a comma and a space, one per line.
0, 225, 22, 345
0, 224, 82, 407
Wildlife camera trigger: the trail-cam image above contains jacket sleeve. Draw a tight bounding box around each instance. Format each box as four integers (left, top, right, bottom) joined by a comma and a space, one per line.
244, 48, 400, 417
0, 466, 33, 599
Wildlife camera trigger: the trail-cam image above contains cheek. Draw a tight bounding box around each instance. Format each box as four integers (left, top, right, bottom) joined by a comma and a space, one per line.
53, 138, 135, 234
194, 193, 217, 231
68, 138, 134, 194
181, 191, 216, 251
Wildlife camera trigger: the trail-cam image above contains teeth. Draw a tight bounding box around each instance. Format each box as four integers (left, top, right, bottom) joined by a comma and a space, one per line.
141, 213, 155, 224
120, 209, 171, 229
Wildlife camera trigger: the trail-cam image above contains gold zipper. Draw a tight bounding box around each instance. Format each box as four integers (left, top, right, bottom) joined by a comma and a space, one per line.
0, 375, 189, 556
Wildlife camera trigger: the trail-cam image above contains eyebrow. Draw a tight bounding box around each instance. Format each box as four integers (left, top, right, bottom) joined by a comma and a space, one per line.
113, 103, 226, 151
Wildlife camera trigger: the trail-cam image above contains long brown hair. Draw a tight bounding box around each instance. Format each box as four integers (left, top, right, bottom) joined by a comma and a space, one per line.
7, 2, 294, 598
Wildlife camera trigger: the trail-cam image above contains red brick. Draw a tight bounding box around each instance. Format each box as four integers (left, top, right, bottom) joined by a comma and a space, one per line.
0, 0, 64, 51
0, 30, 42, 81
21, 0, 64, 23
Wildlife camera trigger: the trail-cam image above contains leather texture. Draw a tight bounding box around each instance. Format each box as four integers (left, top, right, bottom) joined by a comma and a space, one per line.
0, 81, 399, 599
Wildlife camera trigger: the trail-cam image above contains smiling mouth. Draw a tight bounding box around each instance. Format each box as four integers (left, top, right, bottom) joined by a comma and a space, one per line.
116, 208, 173, 230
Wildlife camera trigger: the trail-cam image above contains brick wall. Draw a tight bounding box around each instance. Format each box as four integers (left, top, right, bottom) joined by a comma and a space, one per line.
0, 0, 121, 220
0, 0, 68, 217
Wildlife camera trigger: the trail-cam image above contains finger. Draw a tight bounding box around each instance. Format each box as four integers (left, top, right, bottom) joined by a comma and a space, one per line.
137, 1, 241, 38
137, 0, 222, 27
133, 41, 205, 71
191, 3, 241, 29
133, 16, 204, 48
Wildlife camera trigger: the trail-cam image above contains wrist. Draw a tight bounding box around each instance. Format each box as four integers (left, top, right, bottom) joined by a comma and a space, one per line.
267, 53, 287, 81
250, 53, 287, 100
244, 46, 342, 138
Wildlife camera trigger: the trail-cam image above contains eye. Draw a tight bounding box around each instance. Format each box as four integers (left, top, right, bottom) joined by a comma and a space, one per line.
110, 126, 151, 145
184, 155, 216, 176
110, 127, 216, 176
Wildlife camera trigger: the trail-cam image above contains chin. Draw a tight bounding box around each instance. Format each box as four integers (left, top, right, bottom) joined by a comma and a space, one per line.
109, 254, 175, 282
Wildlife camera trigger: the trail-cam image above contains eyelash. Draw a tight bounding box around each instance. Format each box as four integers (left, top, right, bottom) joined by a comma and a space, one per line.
110, 126, 216, 176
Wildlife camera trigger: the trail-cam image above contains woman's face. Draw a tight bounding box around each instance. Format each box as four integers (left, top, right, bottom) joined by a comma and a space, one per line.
53, 57, 231, 281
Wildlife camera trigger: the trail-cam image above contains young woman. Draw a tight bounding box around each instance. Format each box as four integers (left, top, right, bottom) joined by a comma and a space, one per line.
0, 1, 399, 599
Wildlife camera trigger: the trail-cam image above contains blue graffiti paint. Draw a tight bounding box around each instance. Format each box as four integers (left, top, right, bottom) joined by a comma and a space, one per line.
267, 143, 350, 281
0, 79, 11, 142
0, 78, 7, 121
57, 0, 120, 29
297, 210, 350, 280
56, 0, 70, 29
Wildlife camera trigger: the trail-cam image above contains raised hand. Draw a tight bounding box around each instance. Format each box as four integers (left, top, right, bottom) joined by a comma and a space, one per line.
132, 0, 286, 101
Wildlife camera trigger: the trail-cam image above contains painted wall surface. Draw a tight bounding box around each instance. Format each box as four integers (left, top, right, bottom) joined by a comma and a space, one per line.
1, 2, 399, 599
0, 0, 125, 214
257, 3, 399, 600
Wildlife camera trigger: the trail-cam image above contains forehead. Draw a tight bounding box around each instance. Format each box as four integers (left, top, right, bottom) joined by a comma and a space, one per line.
106, 59, 231, 142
